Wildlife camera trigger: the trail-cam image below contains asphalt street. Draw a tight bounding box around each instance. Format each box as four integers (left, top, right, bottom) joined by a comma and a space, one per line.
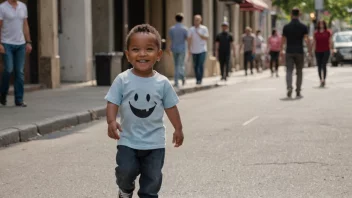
1, 66, 352, 198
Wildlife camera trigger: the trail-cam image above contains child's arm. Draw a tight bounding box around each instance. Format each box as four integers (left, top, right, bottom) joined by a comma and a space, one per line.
165, 105, 184, 147
106, 102, 122, 140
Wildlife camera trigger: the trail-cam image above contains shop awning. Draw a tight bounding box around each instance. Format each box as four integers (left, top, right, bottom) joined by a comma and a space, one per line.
240, 0, 268, 11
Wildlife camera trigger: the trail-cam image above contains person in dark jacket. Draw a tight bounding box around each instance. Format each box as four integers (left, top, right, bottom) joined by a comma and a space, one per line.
215, 21, 236, 81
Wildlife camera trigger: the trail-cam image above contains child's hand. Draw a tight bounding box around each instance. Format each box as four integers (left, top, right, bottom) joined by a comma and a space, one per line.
172, 130, 184, 147
108, 121, 122, 140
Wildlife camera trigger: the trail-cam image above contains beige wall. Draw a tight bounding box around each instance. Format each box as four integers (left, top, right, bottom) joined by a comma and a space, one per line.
38, 0, 60, 88
59, 0, 93, 82
148, 0, 163, 34
231, 4, 241, 71
91, 0, 114, 53
202, 0, 213, 55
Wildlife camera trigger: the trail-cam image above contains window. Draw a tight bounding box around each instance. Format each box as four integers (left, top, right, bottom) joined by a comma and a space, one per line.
58, 0, 62, 34
335, 34, 352, 43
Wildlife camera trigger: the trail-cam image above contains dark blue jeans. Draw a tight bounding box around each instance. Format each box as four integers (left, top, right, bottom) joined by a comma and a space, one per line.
315, 51, 330, 80
192, 52, 206, 83
116, 145, 165, 198
244, 51, 254, 74
172, 52, 186, 86
0, 43, 26, 103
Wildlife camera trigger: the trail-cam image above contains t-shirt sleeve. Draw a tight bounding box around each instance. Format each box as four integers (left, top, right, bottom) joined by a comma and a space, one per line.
282, 26, 287, 37
168, 28, 172, 40
303, 25, 308, 35
215, 34, 220, 42
188, 28, 192, 38
230, 34, 234, 42
203, 26, 209, 37
0, 6, 3, 20
104, 76, 124, 106
24, 4, 28, 18
163, 80, 179, 109
184, 27, 188, 39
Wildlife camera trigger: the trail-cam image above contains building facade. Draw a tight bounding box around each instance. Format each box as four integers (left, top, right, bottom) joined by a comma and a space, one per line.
0, 0, 272, 89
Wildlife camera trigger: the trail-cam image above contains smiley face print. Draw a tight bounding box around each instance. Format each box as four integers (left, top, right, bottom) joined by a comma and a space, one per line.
129, 91, 157, 118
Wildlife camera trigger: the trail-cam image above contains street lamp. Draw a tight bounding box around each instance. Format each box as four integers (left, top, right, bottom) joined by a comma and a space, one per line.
310, 12, 315, 20
310, 12, 317, 30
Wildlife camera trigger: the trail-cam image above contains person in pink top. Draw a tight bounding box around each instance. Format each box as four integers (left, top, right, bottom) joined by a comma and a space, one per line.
267, 29, 282, 77
312, 20, 332, 87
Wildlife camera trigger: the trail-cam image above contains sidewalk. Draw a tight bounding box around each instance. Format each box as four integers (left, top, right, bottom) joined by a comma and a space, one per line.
0, 69, 270, 146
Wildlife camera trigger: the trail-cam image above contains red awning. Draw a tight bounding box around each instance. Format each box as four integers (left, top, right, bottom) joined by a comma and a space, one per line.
240, 0, 268, 11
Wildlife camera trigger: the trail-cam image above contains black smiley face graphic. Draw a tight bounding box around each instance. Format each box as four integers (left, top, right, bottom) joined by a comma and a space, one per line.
129, 93, 157, 118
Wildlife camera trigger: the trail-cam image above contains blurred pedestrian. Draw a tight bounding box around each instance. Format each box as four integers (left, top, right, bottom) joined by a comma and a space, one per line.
167, 13, 188, 88
240, 27, 255, 76
281, 8, 311, 98
267, 29, 282, 77
254, 30, 264, 73
188, 15, 209, 85
312, 20, 332, 87
0, 0, 32, 107
215, 21, 235, 81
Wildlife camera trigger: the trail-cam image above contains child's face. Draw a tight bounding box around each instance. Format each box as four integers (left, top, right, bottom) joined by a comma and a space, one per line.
125, 33, 162, 73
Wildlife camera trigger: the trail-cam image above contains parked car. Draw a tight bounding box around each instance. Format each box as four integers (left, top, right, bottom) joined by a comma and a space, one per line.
331, 31, 352, 66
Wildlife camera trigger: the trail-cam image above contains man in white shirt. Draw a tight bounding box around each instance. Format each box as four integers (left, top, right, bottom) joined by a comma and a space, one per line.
188, 15, 209, 85
254, 30, 264, 73
0, 0, 32, 107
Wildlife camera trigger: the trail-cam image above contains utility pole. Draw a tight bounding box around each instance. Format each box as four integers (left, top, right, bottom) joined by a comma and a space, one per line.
315, 0, 324, 29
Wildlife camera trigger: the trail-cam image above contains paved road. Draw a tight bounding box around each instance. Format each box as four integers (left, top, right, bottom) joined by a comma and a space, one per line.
1, 67, 352, 198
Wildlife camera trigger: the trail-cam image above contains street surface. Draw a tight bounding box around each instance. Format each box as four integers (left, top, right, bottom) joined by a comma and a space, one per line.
1, 67, 352, 198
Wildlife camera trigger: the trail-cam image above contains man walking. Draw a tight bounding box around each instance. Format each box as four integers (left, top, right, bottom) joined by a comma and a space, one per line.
254, 30, 264, 73
167, 13, 188, 88
281, 8, 311, 98
215, 21, 235, 81
188, 15, 209, 85
240, 27, 255, 76
0, 0, 32, 107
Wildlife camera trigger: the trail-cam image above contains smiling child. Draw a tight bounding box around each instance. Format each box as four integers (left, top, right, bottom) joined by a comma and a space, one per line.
104, 24, 184, 198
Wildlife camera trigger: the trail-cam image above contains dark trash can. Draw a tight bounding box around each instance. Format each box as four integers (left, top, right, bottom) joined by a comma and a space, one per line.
95, 52, 124, 86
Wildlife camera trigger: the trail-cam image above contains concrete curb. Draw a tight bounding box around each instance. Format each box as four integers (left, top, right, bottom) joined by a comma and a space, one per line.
16, 124, 38, 142
176, 84, 220, 96
0, 128, 20, 147
0, 83, 220, 147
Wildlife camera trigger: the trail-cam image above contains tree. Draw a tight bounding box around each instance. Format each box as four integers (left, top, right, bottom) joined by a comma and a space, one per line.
325, 0, 352, 26
273, 0, 352, 27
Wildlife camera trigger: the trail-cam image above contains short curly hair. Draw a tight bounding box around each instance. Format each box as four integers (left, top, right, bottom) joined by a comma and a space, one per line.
126, 24, 161, 50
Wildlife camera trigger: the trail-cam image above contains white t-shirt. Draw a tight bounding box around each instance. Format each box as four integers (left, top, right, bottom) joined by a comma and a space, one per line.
255, 35, 264, 54
0, 1, 27, 45
188, 25, 209, 54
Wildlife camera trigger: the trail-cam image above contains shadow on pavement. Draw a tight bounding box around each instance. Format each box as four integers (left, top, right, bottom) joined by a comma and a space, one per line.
280, 96, 304, 101
313, 86, 329, 89
0, 105, 18, 109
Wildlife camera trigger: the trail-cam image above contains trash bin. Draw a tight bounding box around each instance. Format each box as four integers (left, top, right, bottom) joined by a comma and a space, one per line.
95, 52, 124, 86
